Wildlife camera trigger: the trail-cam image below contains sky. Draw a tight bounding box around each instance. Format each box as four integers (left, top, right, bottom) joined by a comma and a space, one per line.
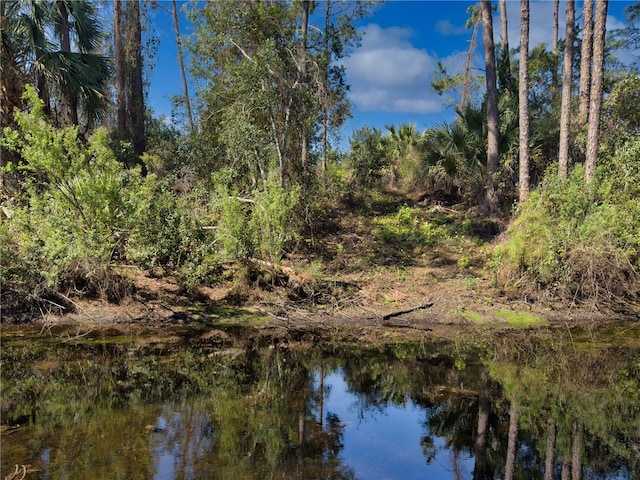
147, 1, 636, 144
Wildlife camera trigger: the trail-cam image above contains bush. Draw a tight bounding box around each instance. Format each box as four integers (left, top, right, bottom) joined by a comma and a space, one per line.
345, 126, 389, 195
493, 139, 640, 307
214, 171, 301, 268
1, 86, 216, 307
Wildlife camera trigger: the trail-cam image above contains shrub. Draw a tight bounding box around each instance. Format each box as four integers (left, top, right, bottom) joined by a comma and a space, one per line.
214, 171, 301, 268
1, 86, 215, 307
493, 139, 640, 307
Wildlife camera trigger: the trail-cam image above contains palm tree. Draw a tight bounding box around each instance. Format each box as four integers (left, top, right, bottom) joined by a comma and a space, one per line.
425, 94, 518, 201
1, 0, 29, 130
53, 0, 110, 126
385, 123, 421, 189
0, 0, 110, 128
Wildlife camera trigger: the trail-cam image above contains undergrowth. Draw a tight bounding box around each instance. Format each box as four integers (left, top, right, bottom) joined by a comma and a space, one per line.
493, 137, 640, 308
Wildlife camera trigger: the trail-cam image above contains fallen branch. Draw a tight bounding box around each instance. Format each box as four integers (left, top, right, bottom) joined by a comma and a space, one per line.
382, 298, 434, 321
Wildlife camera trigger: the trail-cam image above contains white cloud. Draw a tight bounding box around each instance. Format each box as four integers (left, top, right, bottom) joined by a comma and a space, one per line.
501, 1, 630, 54
341, 24, 448, 114
436, 19, 468, 36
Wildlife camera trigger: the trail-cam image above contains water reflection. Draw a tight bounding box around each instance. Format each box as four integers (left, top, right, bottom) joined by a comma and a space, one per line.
1, 326, 638, 479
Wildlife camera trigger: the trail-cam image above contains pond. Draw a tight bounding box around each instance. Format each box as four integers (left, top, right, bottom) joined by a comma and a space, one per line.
1, 323, 639, 479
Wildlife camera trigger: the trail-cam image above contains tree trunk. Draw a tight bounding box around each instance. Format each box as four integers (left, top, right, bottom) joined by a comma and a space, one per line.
544, 419, 557, 480
299, 0, 310, 169
56, 1, 78, 125
114, 0, 126, 136
473, 396, 491, 480
518, 0, 531, 202
584, 0, 608, 183
172, 0, 194, 132
562, 458, 572, 480
481, 0, 500, 214
553, 0, 560, 55
578, 0, 594, 128
558, 0, 576, 179
572, 423, 583, 480
552, 0, 560, 91
321, 0, 331, 176
504, 401, 518, 480
127, 0, 145, 156
461, 18, 480, 110
498, 0, 513, 93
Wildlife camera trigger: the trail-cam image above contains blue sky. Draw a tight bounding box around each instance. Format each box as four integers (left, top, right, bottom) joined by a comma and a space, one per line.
148, 1, 635, 143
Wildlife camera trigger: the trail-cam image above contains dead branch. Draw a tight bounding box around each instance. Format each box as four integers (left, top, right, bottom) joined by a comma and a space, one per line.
382, 298, 434, 321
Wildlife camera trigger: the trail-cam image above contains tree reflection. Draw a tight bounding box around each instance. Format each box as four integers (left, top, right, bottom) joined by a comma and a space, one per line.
1, 325, 638, 479
489, 327, 640, 480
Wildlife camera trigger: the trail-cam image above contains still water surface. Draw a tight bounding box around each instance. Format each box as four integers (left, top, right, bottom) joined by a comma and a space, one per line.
1, 324, 639, 479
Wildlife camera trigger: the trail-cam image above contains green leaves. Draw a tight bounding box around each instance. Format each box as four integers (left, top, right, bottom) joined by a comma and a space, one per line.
493, 137, 640, 305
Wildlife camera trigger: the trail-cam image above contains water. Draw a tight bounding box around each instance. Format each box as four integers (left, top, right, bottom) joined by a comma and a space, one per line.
1, 324, 639, 479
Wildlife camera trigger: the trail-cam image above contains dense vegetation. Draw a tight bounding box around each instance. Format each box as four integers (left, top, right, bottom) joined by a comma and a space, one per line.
1, 0, 639, 320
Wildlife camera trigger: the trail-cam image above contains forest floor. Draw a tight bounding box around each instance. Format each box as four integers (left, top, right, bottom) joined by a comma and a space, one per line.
23, 192, 635, 345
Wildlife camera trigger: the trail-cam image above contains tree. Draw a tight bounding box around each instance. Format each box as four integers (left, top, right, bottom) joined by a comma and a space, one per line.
578, 0, 594, 127
298, 0, 310, 169
425, 94, 519, 202
584, 0, 609, 183
551, 0, 560, 99
473, 396, 491, 480
613, 2, 640, 60
127, 0, 145, 156
346, 126, 388, 194
114, 0, 146, 157
53, 0, 107, 127
190, 1, 309, 188
504, 402, 518, 480
114, 0, 126, 135
558, 0, 575, 179
172, 0, 194, 132
150, 0, 195, 132
0, 0, 110, 129
189, 0, 370, 191
498, 0, 513, 94
480, 0, 500, 214
315, 0, 371, 176
519, 0, 531, 201
431, 5, 482, 111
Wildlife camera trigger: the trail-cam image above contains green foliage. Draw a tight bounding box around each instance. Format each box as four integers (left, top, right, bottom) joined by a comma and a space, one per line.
1, 86, 216, 304
214, 172, 301, 266
215, 188, 253, 262
424, 92, 519, 204
345, 126, 389, 194
2, 88, 133, 298
373, 205, 449, 251
250, 175, 301, 265
383, 123, 429, 193
494, 139, 640, 306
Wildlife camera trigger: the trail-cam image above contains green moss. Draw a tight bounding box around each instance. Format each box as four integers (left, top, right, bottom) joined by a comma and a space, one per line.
494, 310, 548, 327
